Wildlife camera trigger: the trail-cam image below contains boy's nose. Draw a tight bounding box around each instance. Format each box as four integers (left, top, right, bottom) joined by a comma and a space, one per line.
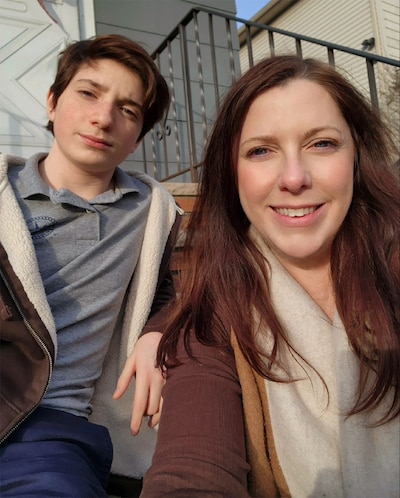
91, 102, 114, 129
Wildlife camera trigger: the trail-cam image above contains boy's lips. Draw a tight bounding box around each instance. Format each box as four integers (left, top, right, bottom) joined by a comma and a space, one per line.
80, 134, 112, 148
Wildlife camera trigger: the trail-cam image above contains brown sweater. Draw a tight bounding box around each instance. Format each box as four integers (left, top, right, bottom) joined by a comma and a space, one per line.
141, 331, 289, 497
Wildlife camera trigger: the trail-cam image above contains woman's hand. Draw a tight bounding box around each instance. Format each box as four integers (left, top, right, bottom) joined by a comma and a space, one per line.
113, 331, 164, 435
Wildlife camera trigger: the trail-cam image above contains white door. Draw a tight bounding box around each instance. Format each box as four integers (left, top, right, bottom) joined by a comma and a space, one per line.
0, 0, 95, 158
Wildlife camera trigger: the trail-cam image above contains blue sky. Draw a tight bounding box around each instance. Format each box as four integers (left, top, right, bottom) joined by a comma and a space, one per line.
235, 0, 270, 21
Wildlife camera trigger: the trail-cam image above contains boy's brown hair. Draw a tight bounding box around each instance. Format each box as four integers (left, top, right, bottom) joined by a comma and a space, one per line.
46, 34, 170, 141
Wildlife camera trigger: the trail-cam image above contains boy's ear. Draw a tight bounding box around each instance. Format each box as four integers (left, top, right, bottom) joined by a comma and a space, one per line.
46, 91, 56, 120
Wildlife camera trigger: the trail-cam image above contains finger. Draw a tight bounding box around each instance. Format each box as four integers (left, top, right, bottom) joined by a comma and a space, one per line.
130, 369, 164, 435
148, 397, 163, 429
130, 373, 149, 435
146, 370, 165, 415
113, 354, 137, 399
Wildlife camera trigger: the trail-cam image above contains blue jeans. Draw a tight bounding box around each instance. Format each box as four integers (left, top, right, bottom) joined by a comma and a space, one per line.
0, 407, 113, 497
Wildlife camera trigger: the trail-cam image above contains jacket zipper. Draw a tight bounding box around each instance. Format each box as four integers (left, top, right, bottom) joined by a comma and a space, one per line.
0, 267, 54, 444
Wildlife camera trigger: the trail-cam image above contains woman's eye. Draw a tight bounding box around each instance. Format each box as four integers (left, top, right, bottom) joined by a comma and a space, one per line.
247, 147, 270, 158
313, 140, 337, 149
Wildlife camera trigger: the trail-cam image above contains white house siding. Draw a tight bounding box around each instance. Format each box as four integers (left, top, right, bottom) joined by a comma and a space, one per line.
0, 0, 90, 158
239, 0, 399, 144
370, 0, 400, 138
372, 0, 400, 59
240, 0, 374, 95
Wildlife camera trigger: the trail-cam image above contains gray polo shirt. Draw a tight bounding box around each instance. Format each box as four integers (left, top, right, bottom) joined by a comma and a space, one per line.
8, 153, 152, 417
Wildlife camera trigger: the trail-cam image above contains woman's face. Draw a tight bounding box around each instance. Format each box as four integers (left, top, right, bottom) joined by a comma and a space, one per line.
237, 78, 355, 271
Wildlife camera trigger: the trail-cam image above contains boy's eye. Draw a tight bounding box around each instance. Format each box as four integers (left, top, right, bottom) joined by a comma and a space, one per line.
120, 106, 142, 121
121, 107, 135, 117
79, 89, 95, 98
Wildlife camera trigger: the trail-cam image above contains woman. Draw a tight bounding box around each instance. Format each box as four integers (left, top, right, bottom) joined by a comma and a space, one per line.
141, 56, 399, 497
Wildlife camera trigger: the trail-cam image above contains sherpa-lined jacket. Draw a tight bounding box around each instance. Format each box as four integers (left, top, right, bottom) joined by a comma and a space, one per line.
0, 153, 181, 479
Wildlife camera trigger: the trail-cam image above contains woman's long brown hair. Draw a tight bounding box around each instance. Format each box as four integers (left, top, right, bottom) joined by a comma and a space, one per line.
159, 55, 400, 424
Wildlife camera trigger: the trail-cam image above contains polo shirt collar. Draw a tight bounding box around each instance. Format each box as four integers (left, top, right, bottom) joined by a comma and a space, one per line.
19, 153, 140, 205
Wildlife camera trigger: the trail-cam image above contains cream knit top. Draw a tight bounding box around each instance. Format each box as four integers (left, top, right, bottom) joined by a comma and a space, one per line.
259, 244, 400, 497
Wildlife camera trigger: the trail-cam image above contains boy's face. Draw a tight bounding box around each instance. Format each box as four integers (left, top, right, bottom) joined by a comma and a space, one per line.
47, 58, 145, 174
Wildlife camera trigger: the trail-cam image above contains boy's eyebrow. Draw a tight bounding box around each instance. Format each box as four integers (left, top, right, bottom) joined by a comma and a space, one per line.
75, 78, 144, 111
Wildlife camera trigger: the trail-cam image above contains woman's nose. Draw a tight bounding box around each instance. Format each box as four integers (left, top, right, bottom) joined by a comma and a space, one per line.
278, 153, 312, 193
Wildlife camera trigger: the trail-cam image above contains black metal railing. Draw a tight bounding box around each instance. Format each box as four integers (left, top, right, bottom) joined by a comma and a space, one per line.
138, 7, 399, 183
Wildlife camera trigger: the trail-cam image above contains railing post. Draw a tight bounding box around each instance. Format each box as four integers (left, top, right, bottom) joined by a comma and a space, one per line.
295, 38, 302, 57
154, 52, 170, 179
268, 30, 275, 56
208, 14, 221, 107
167, 40, 182, 173
150, 129, 158, 179
225, 18, 237, 81
366, 59, 379, 108
245, 24, 254, 67
179, 23, 199, 182
327, 47, 335, 67
193, 12, 208, 148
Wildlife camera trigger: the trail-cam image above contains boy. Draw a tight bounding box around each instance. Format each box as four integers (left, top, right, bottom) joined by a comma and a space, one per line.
0, 34, 181, 497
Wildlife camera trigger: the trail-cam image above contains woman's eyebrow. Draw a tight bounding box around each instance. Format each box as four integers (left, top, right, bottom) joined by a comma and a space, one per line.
302, 126, 342, 140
